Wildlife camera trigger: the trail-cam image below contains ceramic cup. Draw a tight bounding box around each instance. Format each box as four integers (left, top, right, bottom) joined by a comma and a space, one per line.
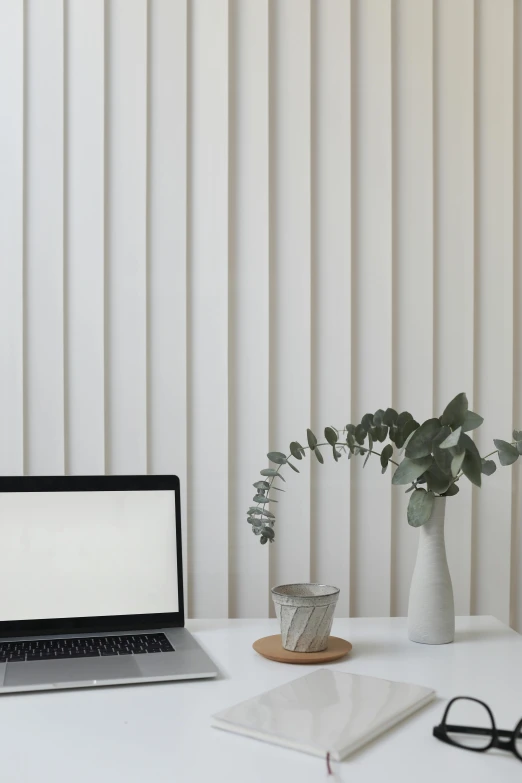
271, 583, 340, 652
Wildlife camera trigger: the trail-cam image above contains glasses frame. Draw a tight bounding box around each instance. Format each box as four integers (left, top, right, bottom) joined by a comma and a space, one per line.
433, 696, 522, 761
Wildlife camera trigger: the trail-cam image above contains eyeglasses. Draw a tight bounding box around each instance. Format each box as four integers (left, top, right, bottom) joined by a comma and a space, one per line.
433, 697, 522, 761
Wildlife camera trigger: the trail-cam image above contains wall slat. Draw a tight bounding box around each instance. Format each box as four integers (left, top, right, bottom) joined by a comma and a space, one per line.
229, 0, 270, 618
350, 0, 393, 617
391, 0, 434, 616
25, 0, 65, 475
106, 0, 148, 475
310, 0, 351, 616
433, 0, 475, 616
513, 0, 522, 633
188, 0, 229, 618
269, 0, 312, 599
0, 0, 24, 476
66, 0, 105, 475
148, 0, 188, 602
473, 0, 514, 625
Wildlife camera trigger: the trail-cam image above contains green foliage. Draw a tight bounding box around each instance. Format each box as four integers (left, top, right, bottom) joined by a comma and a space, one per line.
494, 439, 519, 466
481, 459, 496, 476
407, 489, 435, 527
405, 419, 442, 459
391, 456, 433, 485
440, 393, 468, 429
247, 392, 522, 542
267, 451, 287, 464
306, 429, 317, 450
324, 427, 338, 446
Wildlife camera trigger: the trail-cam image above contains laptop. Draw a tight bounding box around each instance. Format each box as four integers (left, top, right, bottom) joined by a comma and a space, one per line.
0, 475, 217, 693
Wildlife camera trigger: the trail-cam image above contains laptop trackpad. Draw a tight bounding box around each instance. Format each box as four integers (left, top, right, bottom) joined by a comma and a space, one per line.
5, 656, 141, 688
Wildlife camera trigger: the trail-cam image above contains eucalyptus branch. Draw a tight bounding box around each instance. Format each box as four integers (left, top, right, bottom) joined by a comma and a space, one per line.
247, 394, 522, 543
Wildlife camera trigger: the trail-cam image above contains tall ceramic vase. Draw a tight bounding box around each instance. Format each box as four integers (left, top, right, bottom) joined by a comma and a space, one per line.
408, 497, 455, 644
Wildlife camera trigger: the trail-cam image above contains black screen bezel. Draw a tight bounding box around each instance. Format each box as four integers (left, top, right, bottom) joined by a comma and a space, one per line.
0, 475, 184, 638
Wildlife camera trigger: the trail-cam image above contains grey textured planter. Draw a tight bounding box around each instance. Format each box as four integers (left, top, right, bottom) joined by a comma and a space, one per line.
271, 583, 340, 652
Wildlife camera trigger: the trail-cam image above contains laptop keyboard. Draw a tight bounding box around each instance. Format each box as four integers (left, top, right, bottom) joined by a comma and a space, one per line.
0, 633, 174, 663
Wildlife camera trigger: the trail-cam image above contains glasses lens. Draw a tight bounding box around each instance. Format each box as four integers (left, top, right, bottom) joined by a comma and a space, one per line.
445, 698, 493, 750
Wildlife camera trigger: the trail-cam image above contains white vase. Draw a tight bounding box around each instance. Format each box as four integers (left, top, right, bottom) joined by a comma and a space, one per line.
408, 497, 455, 644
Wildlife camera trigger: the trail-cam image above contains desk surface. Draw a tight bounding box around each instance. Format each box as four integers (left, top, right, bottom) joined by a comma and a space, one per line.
1, 616, 520, 782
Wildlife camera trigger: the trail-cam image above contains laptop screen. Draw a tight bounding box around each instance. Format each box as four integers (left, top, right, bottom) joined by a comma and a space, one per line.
0, 489, 179, 622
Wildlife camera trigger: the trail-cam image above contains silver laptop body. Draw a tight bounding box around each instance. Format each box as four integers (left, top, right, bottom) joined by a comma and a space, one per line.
0, 475, 217, 693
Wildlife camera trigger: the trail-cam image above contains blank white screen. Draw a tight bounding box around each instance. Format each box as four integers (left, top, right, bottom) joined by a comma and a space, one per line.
0, 490, 179, 621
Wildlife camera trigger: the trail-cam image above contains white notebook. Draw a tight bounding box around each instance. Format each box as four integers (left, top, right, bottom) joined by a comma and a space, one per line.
212, 669, 435, 761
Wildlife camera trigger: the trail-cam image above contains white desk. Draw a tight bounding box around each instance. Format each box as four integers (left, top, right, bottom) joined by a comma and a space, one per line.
1, 616, 520, 782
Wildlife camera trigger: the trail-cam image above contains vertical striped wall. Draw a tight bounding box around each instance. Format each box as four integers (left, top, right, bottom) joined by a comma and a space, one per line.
0, 0, 521, 629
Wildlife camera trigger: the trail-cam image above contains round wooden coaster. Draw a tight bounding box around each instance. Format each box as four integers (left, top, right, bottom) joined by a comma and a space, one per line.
253, 635, 352, 664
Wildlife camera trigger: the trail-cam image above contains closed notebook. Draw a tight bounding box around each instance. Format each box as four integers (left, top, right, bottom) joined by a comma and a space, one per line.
212, 668, 435, 761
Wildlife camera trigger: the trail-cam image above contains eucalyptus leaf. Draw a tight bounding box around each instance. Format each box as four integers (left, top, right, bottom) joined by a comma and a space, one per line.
355, 425, 366, 445
253, 481, 270, 489
314, 447, 324, 465
380, 444, 393, 471
345, 424, 356, 435
426, 464, 453, 495
405, 418, 442, 459
460, 433, 482, 487
440, 392, 468, 428
388, 425, 399, 444
287, 461, 300, 473
432, 426, 452, 473
518, 442, 522, 455
333, 447, 342, 462
397, 411, 413, 428
407, 489, 435, 527
289, 441, 303, 460
262, 527, 275, 540
306, 429, 317, 450
460, 433, 481, 458
439, 426, 462, 450
260, 469, 286, 481
462, 410, 484, 432
451, 450, 466, 477
391, 456, 433, 485
493, 439, 519, 466
267, 451, 287, 464
373, 409, 386, 426
260, 535, 268, 544
401, 419, 420, 443
383, 408, 398, 426
399, 419, 420, 451
249, 507, 275, 519
361, 413, 374, 432
376, 425, 388, 442
363, 449, 372, 467
513, 430, 522, 442
441, 483, 459, 497
481, 459, 497, 476
325, 427, 338, 446
253, 494, 276, 504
